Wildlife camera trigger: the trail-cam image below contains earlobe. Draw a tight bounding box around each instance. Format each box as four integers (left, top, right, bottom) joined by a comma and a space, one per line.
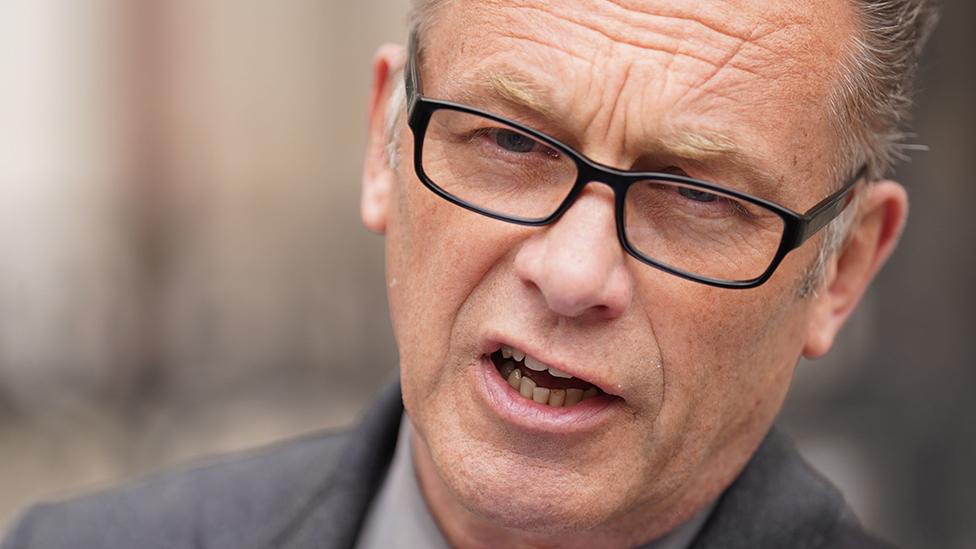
361, 170, 393, 234
803, 180, 908, 359
361, 43, 406, 235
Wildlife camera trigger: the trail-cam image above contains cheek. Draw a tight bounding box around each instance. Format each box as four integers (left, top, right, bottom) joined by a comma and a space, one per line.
641, 264, 809, 442
384, 171, 521, 397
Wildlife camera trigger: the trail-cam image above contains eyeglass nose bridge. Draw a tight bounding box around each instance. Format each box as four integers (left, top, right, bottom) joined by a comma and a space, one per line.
542, 161, 639, 251
544, 160, 731, 285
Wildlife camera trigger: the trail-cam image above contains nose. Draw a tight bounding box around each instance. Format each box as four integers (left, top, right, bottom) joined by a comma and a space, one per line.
513, 184, 634, 320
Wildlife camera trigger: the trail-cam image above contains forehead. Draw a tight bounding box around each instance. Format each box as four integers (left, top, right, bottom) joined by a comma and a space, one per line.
419, 0, 855, 203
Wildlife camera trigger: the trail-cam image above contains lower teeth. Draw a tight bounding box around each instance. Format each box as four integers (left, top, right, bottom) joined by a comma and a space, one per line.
502, 365, 600, 408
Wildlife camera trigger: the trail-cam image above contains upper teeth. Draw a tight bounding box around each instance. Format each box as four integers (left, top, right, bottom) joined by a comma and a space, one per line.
501, 346, 574, 379
547, 366, 573, 379
523, 356, 547, 372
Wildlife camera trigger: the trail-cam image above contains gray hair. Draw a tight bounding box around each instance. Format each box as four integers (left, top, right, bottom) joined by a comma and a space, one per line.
807, 0, 938, 296
388, 0, 938, 296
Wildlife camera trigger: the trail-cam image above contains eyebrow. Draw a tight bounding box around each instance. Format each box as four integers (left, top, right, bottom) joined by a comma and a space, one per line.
645, 132, 784, 199
660, 131, 740, 160
484, 71, 557, 119
448, 67, 783, 199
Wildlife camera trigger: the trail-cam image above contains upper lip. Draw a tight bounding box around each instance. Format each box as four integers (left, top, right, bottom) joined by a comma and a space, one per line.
481, 334, 622, 398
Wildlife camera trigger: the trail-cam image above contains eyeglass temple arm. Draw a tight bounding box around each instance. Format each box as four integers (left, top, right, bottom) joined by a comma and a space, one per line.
794, 166, 867, 247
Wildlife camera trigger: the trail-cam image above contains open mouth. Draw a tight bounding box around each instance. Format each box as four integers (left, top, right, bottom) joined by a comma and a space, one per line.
489, 346, 603, 408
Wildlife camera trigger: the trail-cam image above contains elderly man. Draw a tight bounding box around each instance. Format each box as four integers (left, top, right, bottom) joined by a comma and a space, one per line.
2, 0, 937, 548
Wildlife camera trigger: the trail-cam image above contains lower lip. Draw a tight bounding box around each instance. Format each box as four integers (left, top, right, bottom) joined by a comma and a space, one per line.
474, 355, 622, 435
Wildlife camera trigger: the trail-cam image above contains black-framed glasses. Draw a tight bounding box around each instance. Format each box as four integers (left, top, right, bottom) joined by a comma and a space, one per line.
403, 34, 864, 289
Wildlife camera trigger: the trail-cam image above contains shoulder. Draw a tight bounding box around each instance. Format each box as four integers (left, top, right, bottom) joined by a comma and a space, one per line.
2, 429, 352, 549
692, 427, 898, 549
3, 380, 405, 549
827, 515, 898, 549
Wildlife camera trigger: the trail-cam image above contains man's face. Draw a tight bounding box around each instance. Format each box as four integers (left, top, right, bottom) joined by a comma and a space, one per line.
378, 0, 854, 536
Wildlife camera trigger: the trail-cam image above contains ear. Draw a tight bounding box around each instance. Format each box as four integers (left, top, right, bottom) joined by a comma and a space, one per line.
803, 180, 909, 358
361, 43, 406, 235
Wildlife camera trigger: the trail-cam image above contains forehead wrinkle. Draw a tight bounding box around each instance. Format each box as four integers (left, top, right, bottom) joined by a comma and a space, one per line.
457, 64, 741, 159
601, 0, 778, 42
497, 2, 787, 82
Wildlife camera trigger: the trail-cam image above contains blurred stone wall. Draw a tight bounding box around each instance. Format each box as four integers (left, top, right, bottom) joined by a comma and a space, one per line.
0, 0, 406, 533
0, 1, 972, 548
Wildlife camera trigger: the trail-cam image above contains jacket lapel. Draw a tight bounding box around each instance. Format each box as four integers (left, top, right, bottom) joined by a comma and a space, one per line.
274, 380, 404, 549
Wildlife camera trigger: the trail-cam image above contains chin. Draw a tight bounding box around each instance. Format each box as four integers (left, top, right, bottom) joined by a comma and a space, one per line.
431, 437, 630, 534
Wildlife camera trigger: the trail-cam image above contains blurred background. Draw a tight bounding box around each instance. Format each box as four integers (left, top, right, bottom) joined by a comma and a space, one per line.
0, 1, 972, 547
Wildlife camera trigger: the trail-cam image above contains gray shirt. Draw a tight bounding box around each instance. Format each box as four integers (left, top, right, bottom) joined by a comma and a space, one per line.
356, 415, 713, 549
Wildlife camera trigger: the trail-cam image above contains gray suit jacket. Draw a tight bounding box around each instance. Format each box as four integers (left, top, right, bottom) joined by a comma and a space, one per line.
2, 381, 893, 548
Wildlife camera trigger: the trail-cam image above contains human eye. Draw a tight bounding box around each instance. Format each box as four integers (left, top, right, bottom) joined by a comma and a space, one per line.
641, 166, 759, 220
490, 128, 537, 153
677, 186, 720, 203
675, 186, 758, 220
651, 169, 734, 214
675, 185, 745, 215
471, 127, 560, 159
